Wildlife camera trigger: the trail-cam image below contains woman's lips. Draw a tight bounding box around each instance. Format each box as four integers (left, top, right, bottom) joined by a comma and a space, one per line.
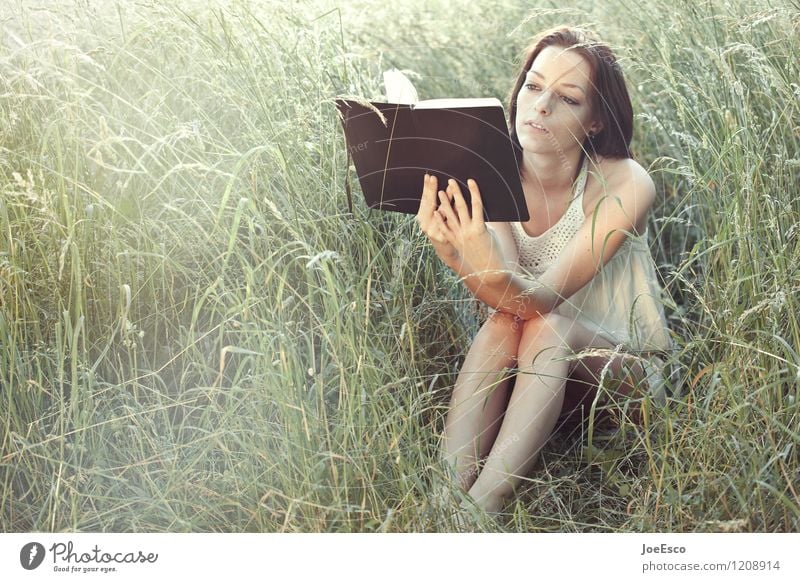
524, 121, 548, 133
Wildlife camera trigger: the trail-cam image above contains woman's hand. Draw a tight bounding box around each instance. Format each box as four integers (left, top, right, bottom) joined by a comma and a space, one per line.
433, 178, 508, 281
416, 173, 459, 261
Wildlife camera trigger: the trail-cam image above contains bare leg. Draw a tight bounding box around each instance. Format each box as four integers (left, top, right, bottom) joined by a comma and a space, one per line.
465, 312, 570, 513
464, 313, 648, 514
568, 349, 648, 426
440, 310, 523, 492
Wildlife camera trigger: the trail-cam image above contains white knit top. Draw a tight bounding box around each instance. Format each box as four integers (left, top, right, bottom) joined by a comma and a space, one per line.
507, 155, 674, 402
510, 155, 596, 279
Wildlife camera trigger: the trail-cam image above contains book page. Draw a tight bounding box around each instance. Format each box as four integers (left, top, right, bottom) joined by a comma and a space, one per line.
413, 97, 502, 109
383, 68, 419, 104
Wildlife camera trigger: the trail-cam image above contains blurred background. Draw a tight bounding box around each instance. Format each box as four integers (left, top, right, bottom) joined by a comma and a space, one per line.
1, 0, 798, 532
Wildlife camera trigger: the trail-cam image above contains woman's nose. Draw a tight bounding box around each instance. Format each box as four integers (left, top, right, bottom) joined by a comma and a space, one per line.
534, 91, 552, 115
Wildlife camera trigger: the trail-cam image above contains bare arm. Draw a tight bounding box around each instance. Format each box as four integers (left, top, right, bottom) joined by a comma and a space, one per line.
457, 270, 560, 319
482, 221, 520, 318
454, 163, 657, 320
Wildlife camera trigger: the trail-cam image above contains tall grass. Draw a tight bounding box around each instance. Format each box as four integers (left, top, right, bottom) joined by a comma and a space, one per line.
1, 0, 797, 532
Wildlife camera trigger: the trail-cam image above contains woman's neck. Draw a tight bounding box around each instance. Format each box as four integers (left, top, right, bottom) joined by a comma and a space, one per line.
520, 150, 585, 196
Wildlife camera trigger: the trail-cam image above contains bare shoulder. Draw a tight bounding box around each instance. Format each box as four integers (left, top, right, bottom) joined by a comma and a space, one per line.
585, 155, 656, 234
589, 155, 656, 197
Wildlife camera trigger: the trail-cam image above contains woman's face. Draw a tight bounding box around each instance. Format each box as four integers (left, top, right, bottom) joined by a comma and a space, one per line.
515, 45, 600, 157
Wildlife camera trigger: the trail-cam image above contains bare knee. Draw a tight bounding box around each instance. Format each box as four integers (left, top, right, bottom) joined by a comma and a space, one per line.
486, 309, 523, 330
518, 312, 575, 354
460, 308, 522, 372
476, 310, 524, 352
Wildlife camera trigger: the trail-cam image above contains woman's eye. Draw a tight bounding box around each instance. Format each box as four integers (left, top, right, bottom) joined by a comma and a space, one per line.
524, 83, 578, 105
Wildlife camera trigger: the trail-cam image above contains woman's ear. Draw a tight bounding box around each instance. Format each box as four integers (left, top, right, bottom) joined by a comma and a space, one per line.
588, 120, 603, 136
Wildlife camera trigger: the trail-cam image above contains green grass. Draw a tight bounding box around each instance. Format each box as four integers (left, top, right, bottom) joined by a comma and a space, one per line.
1, 0, 798, 532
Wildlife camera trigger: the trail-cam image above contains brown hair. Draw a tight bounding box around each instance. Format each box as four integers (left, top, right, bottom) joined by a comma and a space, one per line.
507, 26, 634, 172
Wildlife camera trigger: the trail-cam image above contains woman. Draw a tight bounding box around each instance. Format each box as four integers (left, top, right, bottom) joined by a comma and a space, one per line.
415, 26, 674, 521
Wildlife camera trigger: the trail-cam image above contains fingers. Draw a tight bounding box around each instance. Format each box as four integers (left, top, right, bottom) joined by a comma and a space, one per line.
446, 178, 487, 232
436, 189, 458, 228
432, 212, 452, 243
446, 179, 471, 224
417, 173, 444, 242
417, 173, 437, 218
466, 178, 486, 229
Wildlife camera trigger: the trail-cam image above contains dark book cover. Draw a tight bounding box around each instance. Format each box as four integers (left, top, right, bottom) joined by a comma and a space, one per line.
335, 96, 529, 222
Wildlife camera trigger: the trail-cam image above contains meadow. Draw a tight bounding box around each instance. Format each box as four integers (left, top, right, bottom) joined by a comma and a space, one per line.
1, 0, 798, 532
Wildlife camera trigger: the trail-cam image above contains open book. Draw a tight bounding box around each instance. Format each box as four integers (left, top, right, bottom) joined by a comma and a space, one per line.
335, 69, 528, 222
